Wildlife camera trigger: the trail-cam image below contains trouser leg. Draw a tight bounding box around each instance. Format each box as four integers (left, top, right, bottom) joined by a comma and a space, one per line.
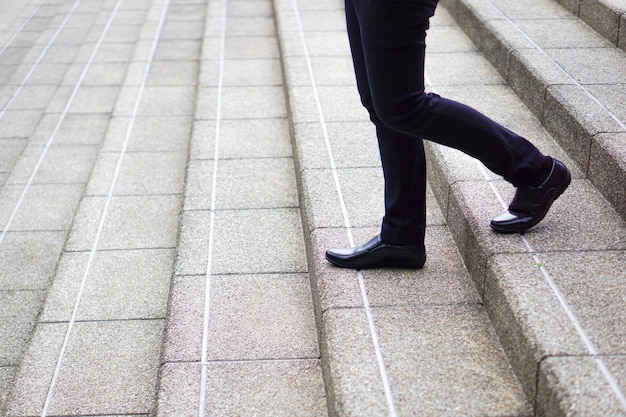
345, 0, 547, 245
346, 0, 427, 245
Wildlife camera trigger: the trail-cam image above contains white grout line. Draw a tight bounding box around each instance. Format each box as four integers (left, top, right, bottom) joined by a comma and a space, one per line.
198, 0, 228, 415
0, 0, 86, 246
289, 0, 399, 415
40, 0, 171, 414
0, 1, 45, 57
426, 61, 626, 409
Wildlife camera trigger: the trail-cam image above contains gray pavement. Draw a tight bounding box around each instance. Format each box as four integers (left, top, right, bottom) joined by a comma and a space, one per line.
0, 0, 624, 416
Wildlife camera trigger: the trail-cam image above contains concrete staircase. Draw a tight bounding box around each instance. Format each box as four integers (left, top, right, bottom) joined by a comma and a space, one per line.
0, 0, 623, 415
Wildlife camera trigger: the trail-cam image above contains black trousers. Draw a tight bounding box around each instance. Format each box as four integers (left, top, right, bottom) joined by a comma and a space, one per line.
345, 0, 547, 245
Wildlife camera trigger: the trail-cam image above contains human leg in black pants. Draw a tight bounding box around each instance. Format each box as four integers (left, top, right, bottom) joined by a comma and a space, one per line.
325, 0, 570, 269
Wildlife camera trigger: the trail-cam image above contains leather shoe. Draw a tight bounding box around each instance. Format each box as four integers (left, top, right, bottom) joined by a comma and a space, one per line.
325, 235, 426, 269
491, 157, 570, 234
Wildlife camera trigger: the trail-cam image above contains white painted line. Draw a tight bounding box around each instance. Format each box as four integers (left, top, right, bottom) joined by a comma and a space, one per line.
290, 0, 399, 415
198, 0, 228, 415
40, 0, 171, 414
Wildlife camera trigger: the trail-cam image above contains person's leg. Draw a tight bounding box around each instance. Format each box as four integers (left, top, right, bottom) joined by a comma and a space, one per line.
326, 0, 569, 269
351, 0, 550, 188
345, 0, 427, 246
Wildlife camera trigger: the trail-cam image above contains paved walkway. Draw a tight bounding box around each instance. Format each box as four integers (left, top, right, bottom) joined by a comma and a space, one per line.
0, 0, 322, 415
0, 0, 624, 416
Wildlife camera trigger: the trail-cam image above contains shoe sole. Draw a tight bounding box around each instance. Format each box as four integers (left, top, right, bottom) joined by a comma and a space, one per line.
325, 253, 426, 270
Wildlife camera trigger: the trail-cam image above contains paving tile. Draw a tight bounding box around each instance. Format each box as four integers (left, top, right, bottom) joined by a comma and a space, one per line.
134, 86, 196, 116
0, 109, 42, 138
67, 85, 120, 114
220, 16, 276, 37
7, 144, 98, 185
335, 167, 385, 228
205, 273, 319, 360
196, 86, 287, 120
515, 18, 611, 49
487, 0, 573, 19
587, 83, 626, 123
426, 51, 504, 86
0, 183, 83, 232
316, 85, 367, 122
84, 151, 187, 196
298, 31, 351, 57
157, 360, 327, 416
211, 208, 307, 274
0, 231, 65, 290
213, 36, 280, 59
10, 320, 164, 416
292, 121, 380, 171
65, 195, 182, 251
3, 85, 57, 110
76, 62, 129, 86
221, 58, 283, 86
146, 60, 199, 86
30, 113, 110, 146
580, 0, 624, 45
228, 0, 273, 17
102, 115, 192, 152
374, 305, 532, 416
6, 322, 67, 416
161, 20, 204, 40
92, 42, 137, 63
189, 118, 292, 160
547, 47, 626, 85
298, 10, 347, 32
0, 290, 46, 366
41, 249, 174, 322
154, 39, 202, 61
215, 158, 298, 209
164, 274, 319, 362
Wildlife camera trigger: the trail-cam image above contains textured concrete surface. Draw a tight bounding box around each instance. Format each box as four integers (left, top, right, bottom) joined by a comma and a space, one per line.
0, 0, 624, 415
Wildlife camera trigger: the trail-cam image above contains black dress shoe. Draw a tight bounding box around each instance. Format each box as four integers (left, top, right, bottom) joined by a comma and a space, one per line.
491, 157, 571, 234
325, 235, 426, 269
